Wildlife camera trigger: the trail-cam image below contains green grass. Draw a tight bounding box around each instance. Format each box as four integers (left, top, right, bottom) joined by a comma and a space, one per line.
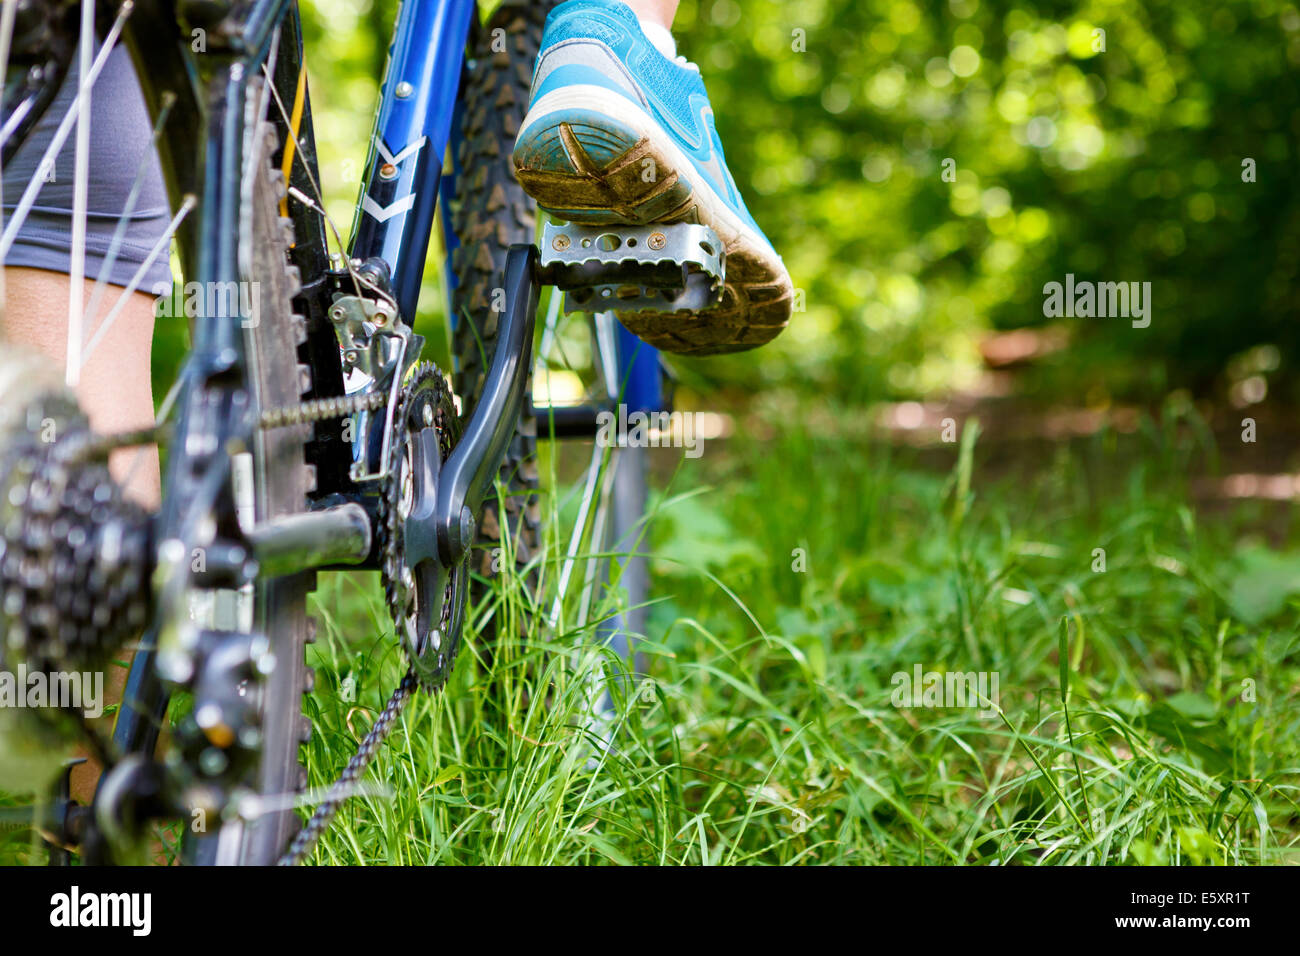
3, 393, 1297, 864
292, 397, 1300, 865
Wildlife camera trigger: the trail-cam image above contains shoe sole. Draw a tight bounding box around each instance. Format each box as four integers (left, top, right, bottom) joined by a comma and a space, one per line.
513, 85, 793, 355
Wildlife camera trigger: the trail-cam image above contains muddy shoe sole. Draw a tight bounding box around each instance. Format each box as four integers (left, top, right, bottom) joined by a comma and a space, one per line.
513, 87, 793, 355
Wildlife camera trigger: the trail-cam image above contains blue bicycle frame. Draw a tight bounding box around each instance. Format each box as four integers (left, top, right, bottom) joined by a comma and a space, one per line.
349, 0, 663, 417
349, 0, 474, 321
59, 0, 661, 860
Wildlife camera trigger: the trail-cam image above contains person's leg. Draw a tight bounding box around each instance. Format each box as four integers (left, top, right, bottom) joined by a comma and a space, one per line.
1, 268, 160, 506
622, 0, 679, 58
622, 0, 678, 29
1, 266, 159, 806
3, 43, 172, 806
2, 48, 169, 500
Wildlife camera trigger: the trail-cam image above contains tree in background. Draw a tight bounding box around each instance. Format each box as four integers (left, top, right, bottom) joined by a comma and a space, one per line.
289, 0, 1299, 407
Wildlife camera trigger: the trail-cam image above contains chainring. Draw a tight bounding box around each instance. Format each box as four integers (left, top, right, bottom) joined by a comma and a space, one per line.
377, 362, 468, 690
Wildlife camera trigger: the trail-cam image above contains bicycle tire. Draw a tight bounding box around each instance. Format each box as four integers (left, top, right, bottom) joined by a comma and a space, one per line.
0, 46, 313, 862
239, 119, 315, 865
449, 0, 557, 613
187, 111, 314, 866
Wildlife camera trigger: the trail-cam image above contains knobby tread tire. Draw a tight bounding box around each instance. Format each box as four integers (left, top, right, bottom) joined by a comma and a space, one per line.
187, 113, 314, 866
450, 0, 558, 613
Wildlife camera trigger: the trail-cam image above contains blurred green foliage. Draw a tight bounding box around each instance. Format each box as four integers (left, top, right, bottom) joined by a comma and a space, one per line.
671, 0, 1300, 402
291, 0, 1299, 403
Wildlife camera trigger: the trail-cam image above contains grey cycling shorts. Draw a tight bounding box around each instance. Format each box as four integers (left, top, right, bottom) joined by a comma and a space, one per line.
2, 46, 172, 292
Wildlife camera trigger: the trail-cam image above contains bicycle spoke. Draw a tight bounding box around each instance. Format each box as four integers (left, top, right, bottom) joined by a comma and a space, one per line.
243, 26, 278, 195
80, 92, 177, 334
261, 60, 364, 299
0, 0, 20, 155
80, 195, 196, 367
576, 448, 618, 630
65, 0, 97, 387
0, 2, 131, 260
0, 98, 34, 153
549, 439, 612, 629
116, 362, 191, 493
236, 779, 392, 822
594, 310, 622, 400
0, 0, 12, 311
534, 285, 565, 373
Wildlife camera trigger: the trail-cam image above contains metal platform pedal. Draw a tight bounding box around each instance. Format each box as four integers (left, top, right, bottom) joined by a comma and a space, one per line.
539, 220, 725, 314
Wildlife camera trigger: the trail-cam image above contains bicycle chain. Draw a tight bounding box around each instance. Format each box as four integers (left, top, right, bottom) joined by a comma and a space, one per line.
258, 389, 387, 430
276, 362, 460, 864
277, 667, 418, 865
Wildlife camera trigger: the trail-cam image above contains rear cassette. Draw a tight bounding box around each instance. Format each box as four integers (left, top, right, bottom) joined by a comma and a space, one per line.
0, 351, 152, 674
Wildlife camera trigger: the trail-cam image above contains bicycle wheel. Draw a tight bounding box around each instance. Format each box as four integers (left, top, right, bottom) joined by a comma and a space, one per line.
0, 5, 314, 864
449, 0, 557, 603
449, 1, 653, 697
206, 110, 315, 866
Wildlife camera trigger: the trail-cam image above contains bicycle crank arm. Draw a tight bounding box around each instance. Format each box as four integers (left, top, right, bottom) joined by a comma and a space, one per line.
538, 220, 725, 314
407, 243, 540, 570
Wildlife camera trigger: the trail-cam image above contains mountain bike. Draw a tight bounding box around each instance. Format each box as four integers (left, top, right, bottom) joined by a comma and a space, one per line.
0, 0, 723, 864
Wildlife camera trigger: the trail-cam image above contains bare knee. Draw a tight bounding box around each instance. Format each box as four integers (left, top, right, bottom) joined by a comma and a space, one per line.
2, 266, 161, 507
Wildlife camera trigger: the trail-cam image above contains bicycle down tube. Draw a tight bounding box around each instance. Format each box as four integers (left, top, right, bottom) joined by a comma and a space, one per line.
349, 0, 477, 321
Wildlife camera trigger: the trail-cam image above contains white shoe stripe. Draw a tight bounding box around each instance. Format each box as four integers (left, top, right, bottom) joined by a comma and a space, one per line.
518, 84, 784, 272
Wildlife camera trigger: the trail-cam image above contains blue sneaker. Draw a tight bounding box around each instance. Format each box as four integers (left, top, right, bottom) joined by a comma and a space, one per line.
512, 0, 793, 354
